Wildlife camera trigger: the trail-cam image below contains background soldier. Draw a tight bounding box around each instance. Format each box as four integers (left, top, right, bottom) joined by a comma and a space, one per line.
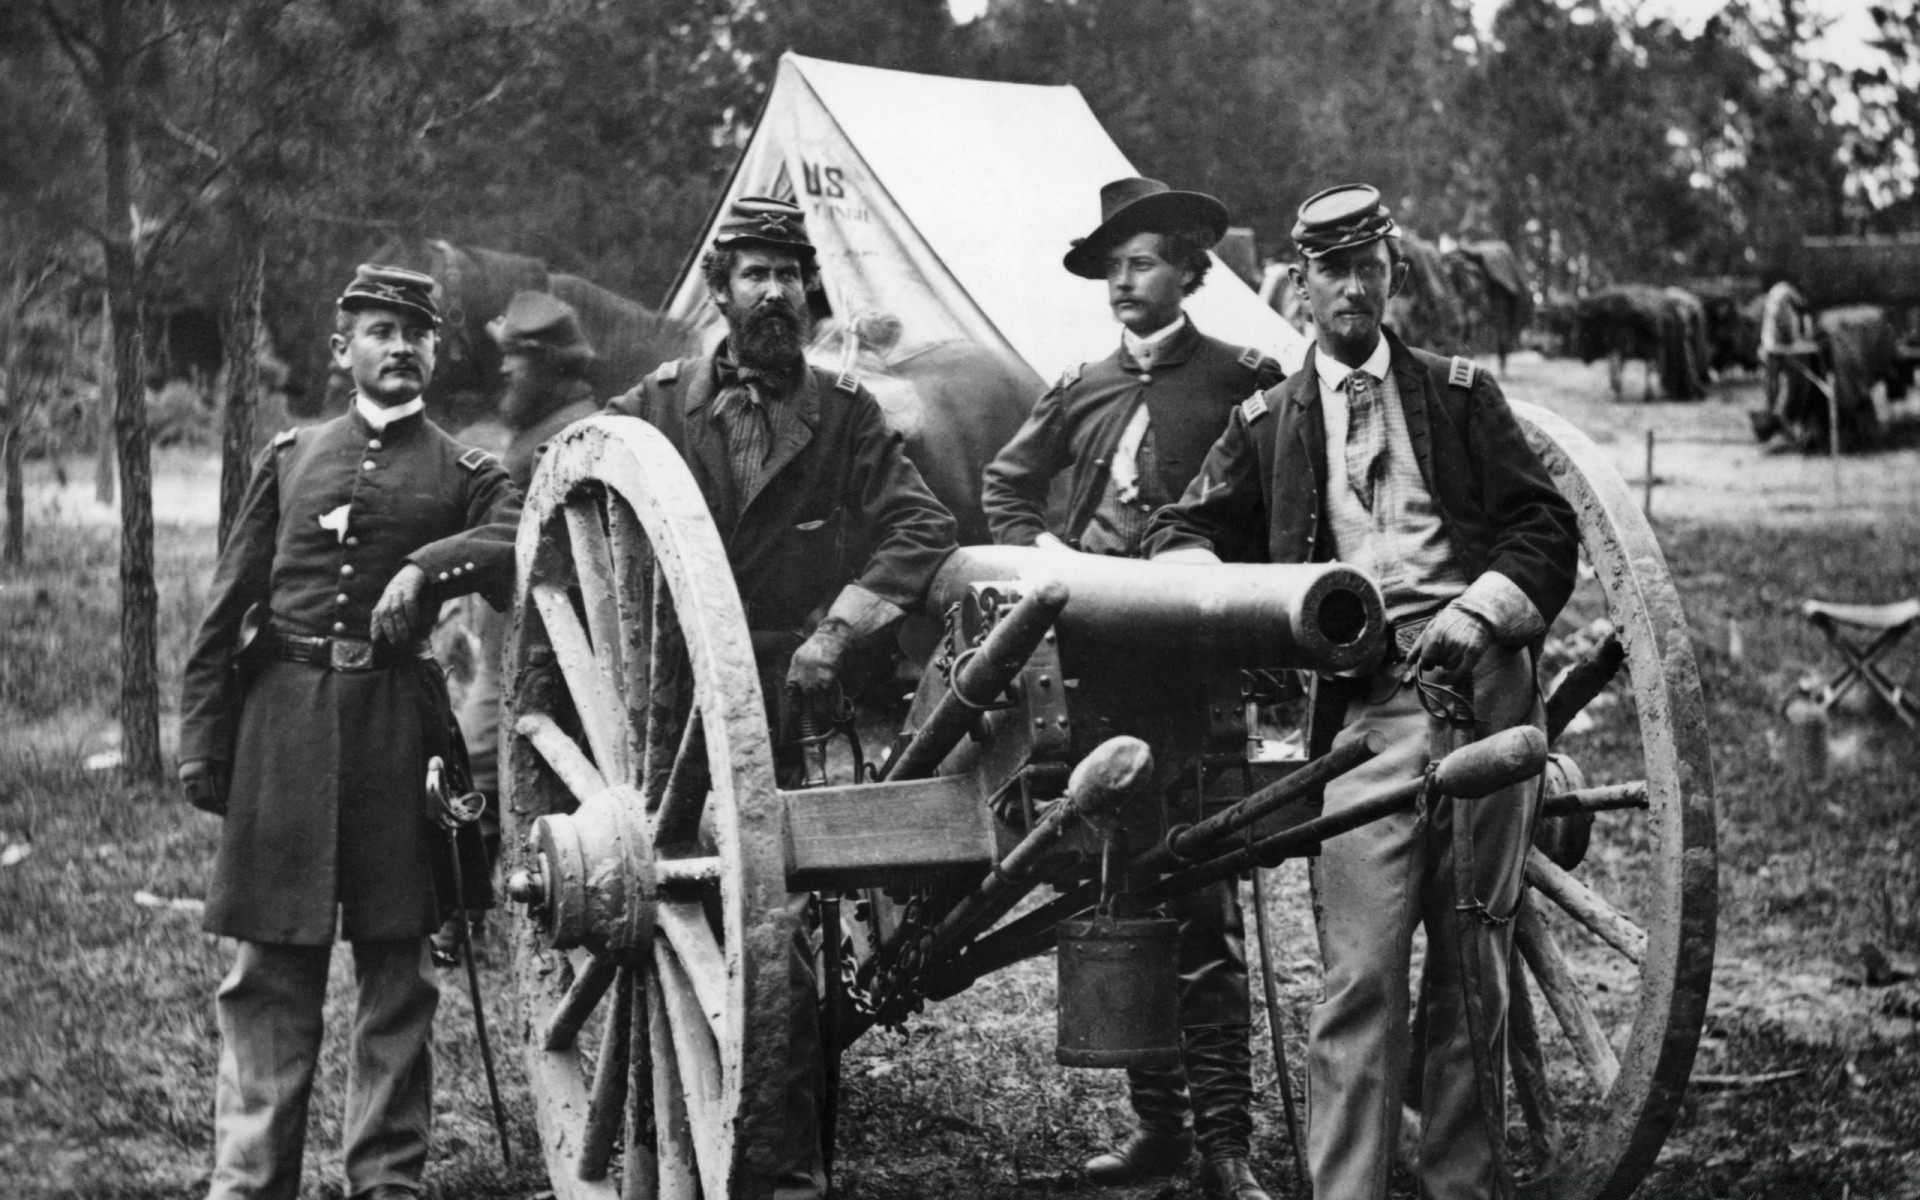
981, 176, 1285, 1200
1146, 185, 1579, 1200
177, 265, 522, 1200
435, 290, 601, 962
605, 196, 958, 1200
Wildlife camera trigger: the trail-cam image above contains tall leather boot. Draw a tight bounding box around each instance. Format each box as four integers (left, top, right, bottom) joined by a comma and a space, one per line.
1186, 1023, 1271, 1200
1083, 1063, 1194, 1184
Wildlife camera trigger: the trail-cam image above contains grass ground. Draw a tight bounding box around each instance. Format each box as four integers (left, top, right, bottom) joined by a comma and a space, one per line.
4, 356, 1920, 1198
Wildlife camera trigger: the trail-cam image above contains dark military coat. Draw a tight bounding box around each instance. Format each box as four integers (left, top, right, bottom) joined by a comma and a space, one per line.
505, 383, 600, 490
179, 406, 521, 944
980, 320, 1285, 547
1142, 331, 1579, 624
604, 352, 956, 634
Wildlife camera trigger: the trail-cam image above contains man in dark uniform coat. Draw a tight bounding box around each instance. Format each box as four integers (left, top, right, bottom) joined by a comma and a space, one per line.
1145, 186, 1579, 1200
178, 265, 522, 1200
606, 196, 957, 1200
981, 177, 1285, 1200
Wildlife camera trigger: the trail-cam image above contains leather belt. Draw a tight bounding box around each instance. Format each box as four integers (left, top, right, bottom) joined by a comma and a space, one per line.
271, 631, 431, 671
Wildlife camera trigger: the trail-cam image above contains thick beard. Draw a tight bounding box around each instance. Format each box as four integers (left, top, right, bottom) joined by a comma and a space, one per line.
727, 298, 809, 378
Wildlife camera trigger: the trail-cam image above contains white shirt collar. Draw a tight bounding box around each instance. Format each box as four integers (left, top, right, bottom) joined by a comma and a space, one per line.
1122, 314, 1187, 365
355, 394, 424, 431
1312, 335, 1391, 393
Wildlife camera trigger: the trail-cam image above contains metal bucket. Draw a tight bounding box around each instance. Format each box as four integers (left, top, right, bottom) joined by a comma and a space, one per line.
1055, 914, 1181, 1068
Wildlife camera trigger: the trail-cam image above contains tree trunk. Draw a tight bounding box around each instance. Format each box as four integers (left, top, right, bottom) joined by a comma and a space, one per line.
95, 290, 115, 505
101, 0, 163, 785
3, 424, 22, 566
218, 228, 265, 549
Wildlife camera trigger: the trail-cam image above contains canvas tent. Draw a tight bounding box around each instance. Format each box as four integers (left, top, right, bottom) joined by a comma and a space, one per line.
665, 54, 1310, 389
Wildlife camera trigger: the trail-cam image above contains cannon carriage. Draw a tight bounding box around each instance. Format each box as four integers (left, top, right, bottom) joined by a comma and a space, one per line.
495, 399, 1716, 1200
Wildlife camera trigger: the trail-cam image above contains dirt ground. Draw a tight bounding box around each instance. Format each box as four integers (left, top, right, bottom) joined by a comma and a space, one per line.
5, 352, 1920, 1198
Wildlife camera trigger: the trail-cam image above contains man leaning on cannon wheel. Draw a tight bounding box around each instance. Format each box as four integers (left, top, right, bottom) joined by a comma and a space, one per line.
177, 265, 523, 1200
981, 176, 1286, 1200
604, 195, 959, 1200
1144, 185, 1580, 1200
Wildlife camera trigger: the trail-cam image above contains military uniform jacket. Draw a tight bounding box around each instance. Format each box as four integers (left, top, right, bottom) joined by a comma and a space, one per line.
179, 407, 521, 943
506, 387, 600, 490
1143, 331, 1579, 625
604, 353, 957, 633
980, 321, 1284, 547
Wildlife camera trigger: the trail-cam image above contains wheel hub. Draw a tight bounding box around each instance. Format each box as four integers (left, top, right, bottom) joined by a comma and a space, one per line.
507, 784, 658, 962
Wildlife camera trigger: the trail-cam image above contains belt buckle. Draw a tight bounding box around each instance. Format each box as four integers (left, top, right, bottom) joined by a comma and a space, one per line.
331, 638, 374, 671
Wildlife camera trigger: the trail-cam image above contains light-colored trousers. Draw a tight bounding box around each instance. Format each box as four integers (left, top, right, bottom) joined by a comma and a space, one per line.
1306, 645, 1540, 1200
208, 938, 438, 1200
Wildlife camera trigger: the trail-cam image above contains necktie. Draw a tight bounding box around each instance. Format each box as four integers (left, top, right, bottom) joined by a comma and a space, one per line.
713, 357, 777, 494
1344, 371, 1386, 511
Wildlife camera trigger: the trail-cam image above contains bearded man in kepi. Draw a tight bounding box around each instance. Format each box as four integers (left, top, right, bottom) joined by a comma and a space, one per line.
178, 265, 522, 1200
1146, 185, 1579, 1200
981, 176, 1285, 1200
605, 195, 957, 1199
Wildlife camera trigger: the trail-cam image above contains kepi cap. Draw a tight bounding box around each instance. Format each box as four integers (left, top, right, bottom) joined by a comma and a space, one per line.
1064, 177, 1230, 279
1290, 184, 1398, 259
488, 291, 596, 371
338, 264, 440, 326
712, 196, 815, 262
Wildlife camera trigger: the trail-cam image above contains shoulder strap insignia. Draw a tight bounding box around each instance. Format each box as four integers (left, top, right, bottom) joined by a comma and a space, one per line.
654, 359, 682, 384
1448, 355, 1477, 389
833, 365, 860, 394
271, 428, 298, 449
458, 447, 500, 472
1241, 392, 1269, 423
1056, 362, 1084, 390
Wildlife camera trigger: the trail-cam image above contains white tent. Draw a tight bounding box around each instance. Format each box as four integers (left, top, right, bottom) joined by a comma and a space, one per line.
665, 54, 1309, 388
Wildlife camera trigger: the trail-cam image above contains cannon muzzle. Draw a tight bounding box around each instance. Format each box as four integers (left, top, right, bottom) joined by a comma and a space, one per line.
928, 546, 1385, 674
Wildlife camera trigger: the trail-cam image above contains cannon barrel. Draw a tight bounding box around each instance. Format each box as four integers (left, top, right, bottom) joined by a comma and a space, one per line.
928, 547, 1386, 674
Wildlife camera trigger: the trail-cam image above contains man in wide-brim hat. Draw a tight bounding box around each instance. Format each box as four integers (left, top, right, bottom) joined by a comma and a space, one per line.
984, 177, 1285, 1200
1146, 184, 1579, 1200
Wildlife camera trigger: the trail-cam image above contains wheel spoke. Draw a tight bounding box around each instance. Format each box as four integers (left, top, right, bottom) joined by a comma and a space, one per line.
654, 936, 731, 1199
1508, 946, 1561, 1167
1540, 781, 1648, 819
516, 711, 609, 803
656, 900, 731, 1044
1515, 893, 1621, 1094
544, 953, 620, 1052
567, 494, 628, 717
1525, 847, 1649, 966
1545, 627, 1625, 743
578, 967, 634, 1182
647, 969, 701, 1200
534, 583, 629, 781
623, 969, 657, 1200
651, 709, 708, 845
642, 569, 689, 808
607, 497, 653, 778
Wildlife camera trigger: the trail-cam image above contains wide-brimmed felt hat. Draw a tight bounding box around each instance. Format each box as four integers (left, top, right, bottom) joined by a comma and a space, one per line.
488, 291, 596, 371
1291, 184, 1398, 259
338, 263, 440, 327
712, 196, 816, 262
1063, 177, 1230, 279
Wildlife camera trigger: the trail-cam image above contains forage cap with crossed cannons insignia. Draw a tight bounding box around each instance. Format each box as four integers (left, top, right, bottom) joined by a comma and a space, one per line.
1290, 184, 1399, 260
337, 263, 441, 327
711, 196, 816, 262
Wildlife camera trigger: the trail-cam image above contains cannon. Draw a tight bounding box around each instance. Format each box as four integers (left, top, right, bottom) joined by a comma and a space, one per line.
496, 400, 1717, 1200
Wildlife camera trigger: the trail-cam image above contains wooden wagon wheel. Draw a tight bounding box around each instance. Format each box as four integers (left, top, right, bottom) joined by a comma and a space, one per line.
1497, 401, 1719, 1199
501, 416, 792, 1200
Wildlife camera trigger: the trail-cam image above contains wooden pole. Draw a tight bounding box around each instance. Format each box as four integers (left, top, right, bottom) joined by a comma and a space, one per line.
1643, 429, 1655, 518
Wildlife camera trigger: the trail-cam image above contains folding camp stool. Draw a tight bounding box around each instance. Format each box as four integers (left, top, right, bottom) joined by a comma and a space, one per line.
1801, 598, 1920, 727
